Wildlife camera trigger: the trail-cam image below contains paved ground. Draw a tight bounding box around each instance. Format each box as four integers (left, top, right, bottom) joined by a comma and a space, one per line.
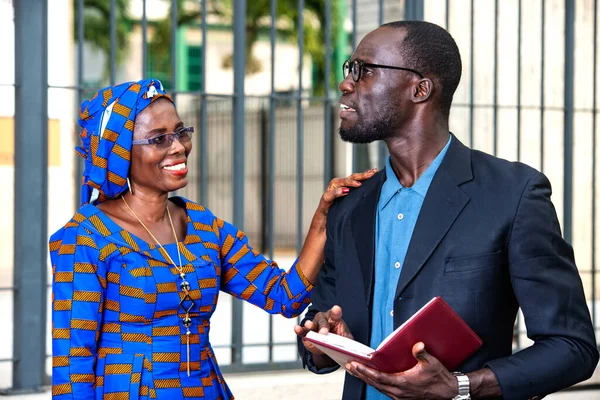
1, 369, 598, 399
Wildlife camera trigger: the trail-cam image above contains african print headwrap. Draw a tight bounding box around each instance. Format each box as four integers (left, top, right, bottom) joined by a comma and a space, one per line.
76, 79, 173, 205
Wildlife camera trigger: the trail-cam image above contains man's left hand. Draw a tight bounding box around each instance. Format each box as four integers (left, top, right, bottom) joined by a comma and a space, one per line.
345, 342, 458, 400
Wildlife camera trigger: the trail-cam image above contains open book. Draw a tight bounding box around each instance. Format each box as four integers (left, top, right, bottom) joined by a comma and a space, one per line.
304, 297, 482, 373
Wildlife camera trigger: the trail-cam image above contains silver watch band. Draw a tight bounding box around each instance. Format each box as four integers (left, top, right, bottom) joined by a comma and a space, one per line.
452, 372, 471, 400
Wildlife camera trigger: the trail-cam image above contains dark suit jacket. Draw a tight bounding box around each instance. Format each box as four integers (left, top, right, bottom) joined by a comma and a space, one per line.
299, 136, 599, 400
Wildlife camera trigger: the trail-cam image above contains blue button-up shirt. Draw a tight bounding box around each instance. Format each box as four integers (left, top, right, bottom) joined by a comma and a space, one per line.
366, 136, 451, 400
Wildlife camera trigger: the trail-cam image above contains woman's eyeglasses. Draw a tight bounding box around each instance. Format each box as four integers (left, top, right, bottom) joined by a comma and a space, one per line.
132, 126, 194, 149
342, 59, 424, 82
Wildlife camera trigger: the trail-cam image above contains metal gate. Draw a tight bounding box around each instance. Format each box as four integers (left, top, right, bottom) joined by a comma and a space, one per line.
2, 0, 598, 393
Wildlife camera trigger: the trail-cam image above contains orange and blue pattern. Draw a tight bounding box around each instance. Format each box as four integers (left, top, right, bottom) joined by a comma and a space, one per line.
51, 197, 313, 399
76, 79, 172, 206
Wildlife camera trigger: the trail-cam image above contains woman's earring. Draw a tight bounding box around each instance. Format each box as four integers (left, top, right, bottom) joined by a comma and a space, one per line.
127, 177, 134, 195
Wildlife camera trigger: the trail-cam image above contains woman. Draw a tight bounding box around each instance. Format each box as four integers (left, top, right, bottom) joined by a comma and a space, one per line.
51, 79, 375, 400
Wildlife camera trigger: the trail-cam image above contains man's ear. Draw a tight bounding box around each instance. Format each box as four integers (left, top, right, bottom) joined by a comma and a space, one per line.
412, 78, 433, 103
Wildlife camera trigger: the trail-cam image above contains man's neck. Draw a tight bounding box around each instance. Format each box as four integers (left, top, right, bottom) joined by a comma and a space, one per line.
384, 120, 450, 188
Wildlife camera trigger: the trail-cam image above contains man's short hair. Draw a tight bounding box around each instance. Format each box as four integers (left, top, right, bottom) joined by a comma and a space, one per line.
381, 21, 462, 117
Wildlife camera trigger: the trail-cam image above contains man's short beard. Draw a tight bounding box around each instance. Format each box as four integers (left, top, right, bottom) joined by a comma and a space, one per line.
338, 116, 394, 144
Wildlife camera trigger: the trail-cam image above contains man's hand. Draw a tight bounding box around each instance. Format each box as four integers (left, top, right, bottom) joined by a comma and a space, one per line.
294, 305, 353, 357
345, 342, 457, 400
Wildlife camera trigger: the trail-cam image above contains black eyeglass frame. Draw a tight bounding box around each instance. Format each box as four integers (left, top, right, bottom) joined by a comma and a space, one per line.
343, 59, 424, 82
131, 126, 194, 148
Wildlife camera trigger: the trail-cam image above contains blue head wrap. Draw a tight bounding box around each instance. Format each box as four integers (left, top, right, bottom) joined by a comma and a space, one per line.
76, 79, 173, 205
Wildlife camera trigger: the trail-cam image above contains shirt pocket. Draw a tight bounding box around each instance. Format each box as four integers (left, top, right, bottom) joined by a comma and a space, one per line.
444, 250, 504, 274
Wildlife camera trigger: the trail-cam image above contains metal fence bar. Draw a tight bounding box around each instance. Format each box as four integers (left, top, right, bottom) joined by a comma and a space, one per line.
324, 0, 333, 186
142, 0, 148, 77
445, 0, 450, 31
453, 103, 566, 111
469, 0, 475, 148
268, 0, 276, 261
110, 0, 116, 84
517, 0, 522, 161
377, 0, 386, 167
405, 0, 424, 21
540, 0, 545, 171
592, 0, 598, 329
200, 0, 208, 206
76, 0, 84, 205
231, 0, 246, 367
213, 341, 298, 349
171, 0, 178, 98
351, 0, 358, 172
296, 0, 305, 254
220, 361, 301, 374
514, 0, 524, 349
11, 0, 48, 392
267, 0, 277, 363
564, 0, 575, 244
493, 0, 498, 156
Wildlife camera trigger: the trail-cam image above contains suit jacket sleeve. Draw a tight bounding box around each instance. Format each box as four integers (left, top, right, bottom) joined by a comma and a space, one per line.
484, 172, 599, 400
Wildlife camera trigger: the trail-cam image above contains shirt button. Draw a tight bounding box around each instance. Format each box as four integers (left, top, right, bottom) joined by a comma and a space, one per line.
394, 261, 401, 269
390, 310, 394, 317
397, 213, 404, 220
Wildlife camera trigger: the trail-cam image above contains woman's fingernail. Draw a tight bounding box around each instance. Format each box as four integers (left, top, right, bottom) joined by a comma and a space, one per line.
342, 188, 350, 194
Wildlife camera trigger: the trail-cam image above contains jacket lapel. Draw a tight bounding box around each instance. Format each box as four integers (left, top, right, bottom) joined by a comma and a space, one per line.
394, 136, 473, 298
351, 171, 385, 308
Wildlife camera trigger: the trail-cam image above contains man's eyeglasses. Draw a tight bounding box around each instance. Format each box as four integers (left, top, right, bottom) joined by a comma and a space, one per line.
342, 59, 424, 82
132, 126, 194, 149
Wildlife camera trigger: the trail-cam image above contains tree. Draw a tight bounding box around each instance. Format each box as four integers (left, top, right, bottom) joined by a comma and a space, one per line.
220, 0, 343, 95
74, 0, 131, 83
146, 0, 206, 89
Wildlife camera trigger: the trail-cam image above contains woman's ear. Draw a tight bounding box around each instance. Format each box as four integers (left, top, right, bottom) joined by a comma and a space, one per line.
412, 78, 433, 103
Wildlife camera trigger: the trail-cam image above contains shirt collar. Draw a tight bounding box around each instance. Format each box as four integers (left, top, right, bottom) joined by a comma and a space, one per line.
379, 135, 452, 210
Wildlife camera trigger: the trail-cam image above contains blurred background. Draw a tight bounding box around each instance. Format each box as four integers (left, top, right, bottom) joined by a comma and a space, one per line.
1, 0, 599, 398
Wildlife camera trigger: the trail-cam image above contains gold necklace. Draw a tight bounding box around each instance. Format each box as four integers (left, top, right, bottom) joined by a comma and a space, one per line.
121, 196, 193, 376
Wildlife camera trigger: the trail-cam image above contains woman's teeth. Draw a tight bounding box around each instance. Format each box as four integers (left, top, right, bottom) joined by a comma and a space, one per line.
164, 163, 186, 171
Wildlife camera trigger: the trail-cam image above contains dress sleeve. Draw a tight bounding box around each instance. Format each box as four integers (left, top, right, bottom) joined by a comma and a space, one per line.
51, 221, 107, 400
213, 217, 313, 318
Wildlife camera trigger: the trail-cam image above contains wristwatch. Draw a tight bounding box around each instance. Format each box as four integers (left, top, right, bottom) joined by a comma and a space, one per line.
452, 372, 471, 400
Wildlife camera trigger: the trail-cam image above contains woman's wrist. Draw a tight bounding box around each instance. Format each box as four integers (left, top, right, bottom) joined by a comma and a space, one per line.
310, 209, 328, 232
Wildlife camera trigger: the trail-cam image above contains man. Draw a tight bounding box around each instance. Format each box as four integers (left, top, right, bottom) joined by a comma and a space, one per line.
295, 21, 599, 400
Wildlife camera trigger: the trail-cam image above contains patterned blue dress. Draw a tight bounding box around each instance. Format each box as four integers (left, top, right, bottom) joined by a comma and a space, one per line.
51, 197, 314, 399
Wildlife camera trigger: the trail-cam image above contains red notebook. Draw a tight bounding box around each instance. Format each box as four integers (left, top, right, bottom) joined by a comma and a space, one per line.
304, 296, 482, 373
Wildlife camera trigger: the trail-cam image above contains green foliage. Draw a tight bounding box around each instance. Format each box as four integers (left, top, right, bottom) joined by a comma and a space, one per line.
147, 0, 203, 88
220, 0, 342, 95
74, 0, 131, 83
74, 0, 344, 94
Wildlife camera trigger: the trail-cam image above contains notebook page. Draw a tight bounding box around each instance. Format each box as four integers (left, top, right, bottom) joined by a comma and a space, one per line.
307, 331, 375, 356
